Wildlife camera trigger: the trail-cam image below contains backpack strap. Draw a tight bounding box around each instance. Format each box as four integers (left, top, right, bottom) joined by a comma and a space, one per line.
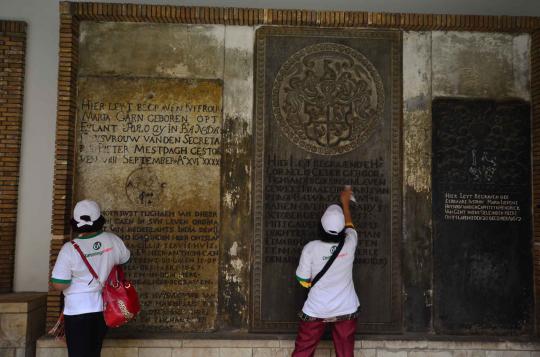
70, 240, 100, 284
310, 236, 345, 288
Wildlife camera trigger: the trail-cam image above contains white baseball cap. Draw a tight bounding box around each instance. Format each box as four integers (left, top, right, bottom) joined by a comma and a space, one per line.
73, 199, 101, 228
320, 204, 345, 235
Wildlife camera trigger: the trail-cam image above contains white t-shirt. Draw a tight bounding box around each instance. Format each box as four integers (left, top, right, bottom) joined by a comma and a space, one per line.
51, 231, 130, 316
296, 228, 360, 318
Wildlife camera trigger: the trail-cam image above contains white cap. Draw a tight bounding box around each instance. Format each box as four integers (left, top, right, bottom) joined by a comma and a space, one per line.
73, 200, 101, 228
320, 204, 345, 235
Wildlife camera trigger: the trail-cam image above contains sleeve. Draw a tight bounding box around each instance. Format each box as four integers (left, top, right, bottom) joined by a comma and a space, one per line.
113, 235, 131, 265
345, 228, 358, 246
51, 243, 73, 284
295, 244, 312, 288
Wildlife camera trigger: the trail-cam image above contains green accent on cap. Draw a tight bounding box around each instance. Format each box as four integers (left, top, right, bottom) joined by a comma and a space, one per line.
295, 275, 311, 283
51, 278, 71, 284
77, 231, 103, 239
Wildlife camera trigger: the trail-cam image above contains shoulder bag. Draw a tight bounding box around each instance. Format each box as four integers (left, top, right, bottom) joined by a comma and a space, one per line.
71, 240, 141, 328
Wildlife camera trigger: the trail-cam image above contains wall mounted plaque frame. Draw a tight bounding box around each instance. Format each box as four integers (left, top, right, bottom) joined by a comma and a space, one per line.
252, 26, 403, 333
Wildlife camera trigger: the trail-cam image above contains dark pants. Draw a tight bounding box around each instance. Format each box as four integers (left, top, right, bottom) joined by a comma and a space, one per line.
292, 318, 357, 357
64, 312, 108, 357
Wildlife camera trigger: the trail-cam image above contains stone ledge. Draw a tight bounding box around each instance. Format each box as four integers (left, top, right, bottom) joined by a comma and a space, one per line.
37, 337, 540, 350
0, 293, 47, 313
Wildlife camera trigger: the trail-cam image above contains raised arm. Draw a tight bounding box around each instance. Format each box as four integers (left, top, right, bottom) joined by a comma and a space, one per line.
340, 187, 354, 228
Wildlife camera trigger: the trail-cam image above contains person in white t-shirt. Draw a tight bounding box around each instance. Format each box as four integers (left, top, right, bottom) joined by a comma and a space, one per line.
292, 187, 359, 357
51, 200, 130, 357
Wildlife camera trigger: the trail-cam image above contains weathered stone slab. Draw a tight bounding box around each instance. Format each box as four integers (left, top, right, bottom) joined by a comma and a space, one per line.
0, 293, 46, 313
376, 351, 407, 357
253, 26, 402, 333
0, 314, 26, 347
432, 98, 533, 334
183, 340, 279, 348
353, 350, 376, 357
453, 351, 487, 357
219, 348, 252, 357
409, 352, 453, 357
35, 348, 67, 357
402, 31, 433, 333
172, 348, 219, 357
75, 77, 223, 332
101, 347, 139, 357
0, 348, 15, 357
219, 25, 255, 329
432, 32, 530, 100
80, 22, 225, 78
486, 352, 531, 357
253, 348, 291, 357
139, 348, 172, 357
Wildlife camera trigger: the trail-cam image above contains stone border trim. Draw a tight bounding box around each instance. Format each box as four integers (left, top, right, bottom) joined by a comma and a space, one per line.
532, 30, 540, 335
0, 20, 26, 293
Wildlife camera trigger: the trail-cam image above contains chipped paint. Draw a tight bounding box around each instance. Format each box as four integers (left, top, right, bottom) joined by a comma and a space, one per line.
432, 31, 530, 100
403, 31, 433, 332
229, 241, 238, 257
404, 110, 432, 193
79, 22, 225, 78
512, 34, 531, 100
403, 31, 431, 111
217, 26, 255, 330
403, 32, 432, 194
231, 257, 244, 271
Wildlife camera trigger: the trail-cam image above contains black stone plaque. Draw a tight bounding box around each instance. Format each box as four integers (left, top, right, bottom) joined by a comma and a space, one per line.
432, 98, 533, 334
252, 27, 402, 333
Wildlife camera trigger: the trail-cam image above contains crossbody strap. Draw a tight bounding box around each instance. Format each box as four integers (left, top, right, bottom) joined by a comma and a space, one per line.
310, 236, 345, 288
70, 240, 100, 284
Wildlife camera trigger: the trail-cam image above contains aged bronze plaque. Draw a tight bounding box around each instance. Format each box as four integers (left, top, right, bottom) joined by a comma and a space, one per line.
75, 77, 222, 332
252, 27, 402, 333
432, 98, 533, 334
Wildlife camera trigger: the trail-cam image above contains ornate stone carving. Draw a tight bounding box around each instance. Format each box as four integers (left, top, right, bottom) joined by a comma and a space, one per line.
272, 43, 384, 155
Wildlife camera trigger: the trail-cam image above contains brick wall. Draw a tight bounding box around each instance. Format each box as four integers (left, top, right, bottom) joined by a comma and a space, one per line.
0, 21, 26, 293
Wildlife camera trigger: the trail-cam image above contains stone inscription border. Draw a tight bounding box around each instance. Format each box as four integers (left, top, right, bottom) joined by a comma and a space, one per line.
0, 21, 26, 293
49, 1, 540, 334
252, 26, 403, 333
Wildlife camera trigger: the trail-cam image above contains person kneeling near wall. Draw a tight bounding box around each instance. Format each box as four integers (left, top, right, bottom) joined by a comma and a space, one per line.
292, 187, 360, 357
51, 200, 130, 357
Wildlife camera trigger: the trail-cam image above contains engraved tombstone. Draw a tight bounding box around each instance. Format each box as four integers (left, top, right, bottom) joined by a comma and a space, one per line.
253, 27, 402, 333
75, 77, 222, 332
432, 98, 533, 334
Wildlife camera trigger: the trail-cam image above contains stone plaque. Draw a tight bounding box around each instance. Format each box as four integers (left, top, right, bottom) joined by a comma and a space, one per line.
253, 27, 402, 333
432, 98, 533, 334
75, 77, 222, 332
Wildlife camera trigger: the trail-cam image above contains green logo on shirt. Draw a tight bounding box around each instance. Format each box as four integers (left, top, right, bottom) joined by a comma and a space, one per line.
93, 242, 102, 250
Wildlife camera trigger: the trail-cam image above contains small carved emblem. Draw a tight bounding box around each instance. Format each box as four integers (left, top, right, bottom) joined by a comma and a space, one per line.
272, 43, 384, 155
125, 167, 166, 206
